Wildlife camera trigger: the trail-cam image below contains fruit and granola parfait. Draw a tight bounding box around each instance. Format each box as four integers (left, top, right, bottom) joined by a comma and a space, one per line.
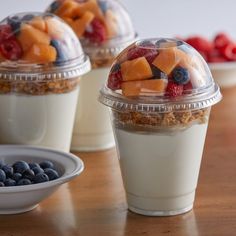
99, 38, 222, 216
0, 12, 91, 152
47, 0, 136, 151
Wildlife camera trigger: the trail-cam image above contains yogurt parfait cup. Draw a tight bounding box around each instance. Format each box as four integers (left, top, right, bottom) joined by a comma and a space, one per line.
0, 12, 91, 152
99, 38, 222, 216
47, 0, 136, 151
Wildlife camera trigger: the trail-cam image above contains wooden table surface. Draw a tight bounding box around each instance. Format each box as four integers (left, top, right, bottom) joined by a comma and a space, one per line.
0, 88, 236, 236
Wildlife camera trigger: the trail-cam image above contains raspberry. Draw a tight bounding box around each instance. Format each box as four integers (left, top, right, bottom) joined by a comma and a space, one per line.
185, 36, 213, 57
213, 33, 232, 51
0, 24, 14, 43
84, 18, 106, 44
108, 64, 122, 90
127, 46, 158, 64
221, 43, 236, 61
166, 81, 183, 97
0, 38, 23, 60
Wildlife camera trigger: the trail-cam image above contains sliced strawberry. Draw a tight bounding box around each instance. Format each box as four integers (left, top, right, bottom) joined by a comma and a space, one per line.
221, 43, 236, 61
213, 32, 232, 51
127, 45, 158, 64
84, 18, 106, 44
185, 36, 213, 57
166, 81, 183, 97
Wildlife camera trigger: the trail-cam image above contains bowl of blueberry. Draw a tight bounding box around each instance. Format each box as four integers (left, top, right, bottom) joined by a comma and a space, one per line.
0, 145, 84, 214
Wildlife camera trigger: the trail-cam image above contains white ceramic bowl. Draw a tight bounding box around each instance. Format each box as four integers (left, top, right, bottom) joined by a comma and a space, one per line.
0, 145, 84, 214
209, 62, 236, 88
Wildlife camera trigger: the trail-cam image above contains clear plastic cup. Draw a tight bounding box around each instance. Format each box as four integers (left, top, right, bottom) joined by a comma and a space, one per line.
0, 12, 91, 152
99, 38, 222, 216
47, 0, 137, 151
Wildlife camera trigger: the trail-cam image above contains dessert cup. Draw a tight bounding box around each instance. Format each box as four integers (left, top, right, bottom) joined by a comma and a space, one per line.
47, 0, 136, 151
0, 12, 91, 152
99, 38, 222, 216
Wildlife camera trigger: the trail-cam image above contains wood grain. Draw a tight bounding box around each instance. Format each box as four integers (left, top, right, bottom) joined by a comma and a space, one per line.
0, 87, 236, 236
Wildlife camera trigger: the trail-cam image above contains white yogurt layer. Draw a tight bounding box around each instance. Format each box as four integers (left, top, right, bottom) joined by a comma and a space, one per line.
0, 89, 79, 152
72, 67, 115, 151
114, 123, 208, 214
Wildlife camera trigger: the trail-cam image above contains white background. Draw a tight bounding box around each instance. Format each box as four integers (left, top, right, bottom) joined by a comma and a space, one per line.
1, 0, 236, 40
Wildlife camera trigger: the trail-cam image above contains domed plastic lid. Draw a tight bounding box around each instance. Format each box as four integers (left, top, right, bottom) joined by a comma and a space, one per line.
0, 12, 90, 81
46, 0, 136, 61
99, 38, 222, 112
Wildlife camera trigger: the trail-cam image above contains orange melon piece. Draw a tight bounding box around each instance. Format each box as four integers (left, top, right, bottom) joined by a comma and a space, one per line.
17, 24, 50, 52
152, 47, 182, 75
45, 17, 64, 39
55, 0, 79, 18
72, 11, 95, 37
105, 9, 118, 38
62, 17, 74, 28
23, 43, 57, 63
122, 79, 167, 97
120, 57, 153, 81
73, 0, 104, 22
29, 16, 46, 32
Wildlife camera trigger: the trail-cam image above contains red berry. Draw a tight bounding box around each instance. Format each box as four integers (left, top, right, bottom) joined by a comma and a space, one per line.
213, 33, 232, 51
166, 81, 183, 97
127, 46, 158, 64
0, 24, 14, 43
183, 82, 193, 91
185, 36, 213, 57
84, 18, 106, 44
221, 43, 236, 61
0, 39, 23, 60
108, 66, 122, 90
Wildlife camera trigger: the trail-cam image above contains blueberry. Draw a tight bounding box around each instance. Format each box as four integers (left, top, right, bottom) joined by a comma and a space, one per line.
0, 169, 6, 182
49, 1, 60, 12
2, 165, 14, 178
7, 16, 21, 34
98, 0, 108, 13
32, 167, 44, 175
29, 163, 40, 169
13, 161, 30, 174
21, 14, 34, 22
4, 178, 16, 186
23, 169, 35, 181
34, 173, 49, 184
172, 67, 190, 85
17, 178, 32, 186
50, 40, 67, 65
0, 182, 5, 187
151, 66, 168, 79
44, 168, 59, 181
12, 173, 22, 182
39, 161, 54, 170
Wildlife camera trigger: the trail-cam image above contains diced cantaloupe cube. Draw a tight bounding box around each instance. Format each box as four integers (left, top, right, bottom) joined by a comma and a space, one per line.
73, 0, 104, 22
105, 9, 118, 38
45, 17, 64, 39
23, 43, 57, 63
55, 0, 79, 18
29, 16, 46, 32
17, 24, 50, 52
121, 79, 167, 97
152, 47, 183, 75
121, 57, 153, 81
72, 11, 95, 37
62, 17, 74, 28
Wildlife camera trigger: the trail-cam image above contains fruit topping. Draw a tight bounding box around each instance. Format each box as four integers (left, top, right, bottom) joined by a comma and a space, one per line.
0, 24, 14, 43
0, 38, 23, 60
50, 39, 68, 64
166, 81, 183, 97
121, 79, 167, 97
84, 17, 106, 43
172, 67, 189, 85
108, 63, 122, 90
121, 57, 153, 81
